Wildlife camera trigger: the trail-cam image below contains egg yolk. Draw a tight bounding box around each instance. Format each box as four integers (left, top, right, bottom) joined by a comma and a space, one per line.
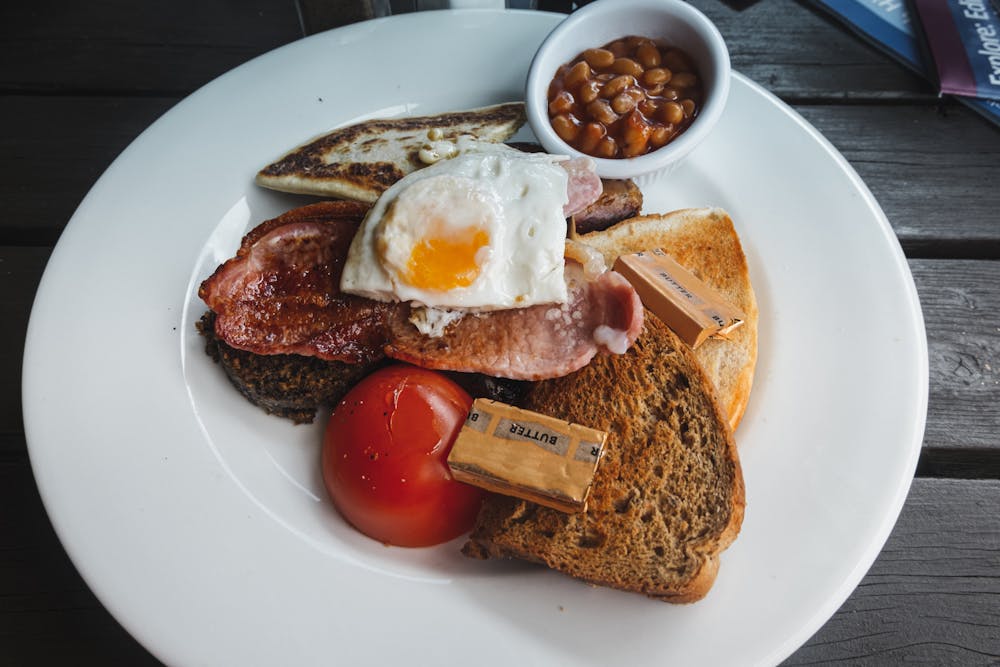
404, 224, 490, 291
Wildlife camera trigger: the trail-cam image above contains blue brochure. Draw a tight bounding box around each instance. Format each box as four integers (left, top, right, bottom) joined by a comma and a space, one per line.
807, 0, 1000, 127
913, 0, 1000, 101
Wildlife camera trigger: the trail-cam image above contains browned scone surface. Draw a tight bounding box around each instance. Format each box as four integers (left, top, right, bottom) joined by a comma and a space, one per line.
256, 103, 526, 202
463, 315, 745, 602
259, 103, 526, 180
197, 311, 381, 424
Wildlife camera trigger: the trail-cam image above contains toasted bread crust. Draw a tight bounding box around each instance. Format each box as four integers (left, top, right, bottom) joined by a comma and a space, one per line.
581, 208, 758, 432
464, 317, 745, 602
256, 102, 526, 202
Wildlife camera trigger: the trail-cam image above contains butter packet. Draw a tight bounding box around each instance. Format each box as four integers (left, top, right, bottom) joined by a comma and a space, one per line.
447, 399, 608, 513
613, 248, 744, 348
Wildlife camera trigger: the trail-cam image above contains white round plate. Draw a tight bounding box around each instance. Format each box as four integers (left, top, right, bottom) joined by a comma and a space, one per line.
23, 9, 927, 667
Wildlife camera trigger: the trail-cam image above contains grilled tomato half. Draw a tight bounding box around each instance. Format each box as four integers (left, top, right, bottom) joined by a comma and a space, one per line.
321, 364, 484, 547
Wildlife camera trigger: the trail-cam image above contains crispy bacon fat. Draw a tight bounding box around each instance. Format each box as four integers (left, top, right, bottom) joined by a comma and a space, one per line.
198, 201, 388, 364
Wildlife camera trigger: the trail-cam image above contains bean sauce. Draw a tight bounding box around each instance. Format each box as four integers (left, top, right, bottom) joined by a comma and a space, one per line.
547, 36, 703, 159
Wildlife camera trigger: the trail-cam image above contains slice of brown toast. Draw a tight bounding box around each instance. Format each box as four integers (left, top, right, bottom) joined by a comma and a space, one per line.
581, 208, 758, 432
463, 316, 745, 602
256, 102, 526, 202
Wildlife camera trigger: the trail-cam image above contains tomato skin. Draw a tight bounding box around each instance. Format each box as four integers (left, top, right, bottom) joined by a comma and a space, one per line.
321, 364, 485, 547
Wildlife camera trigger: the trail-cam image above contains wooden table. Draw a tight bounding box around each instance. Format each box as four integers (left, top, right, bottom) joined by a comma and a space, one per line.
2, 1, 997, 664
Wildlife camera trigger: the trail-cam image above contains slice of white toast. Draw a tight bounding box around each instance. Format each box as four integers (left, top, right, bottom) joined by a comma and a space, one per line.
582, 208, 758, 432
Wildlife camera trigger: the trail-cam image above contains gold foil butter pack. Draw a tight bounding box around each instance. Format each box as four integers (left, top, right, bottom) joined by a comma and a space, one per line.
447, 399, 608, 513
613, 248, 745, 348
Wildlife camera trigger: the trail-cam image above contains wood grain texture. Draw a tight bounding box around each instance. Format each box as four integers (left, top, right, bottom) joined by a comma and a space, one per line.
3, 455, 995, 665
0, 247, 50, 444
912, 259, 1000, 456
4, 255, 997, 463
299, 0, 381, 31
0, 0, 302, 95
0, 456, 163, 666
786, 479, 1000, 665
2, 104, 997, 249
298, 0, 935, 99
794, 106, 1000, 257
3, 1, 999, 665
0, 96, 177, 245
2, 0, 997, 250
2, 5, 995, 249
696, 0, 934, 101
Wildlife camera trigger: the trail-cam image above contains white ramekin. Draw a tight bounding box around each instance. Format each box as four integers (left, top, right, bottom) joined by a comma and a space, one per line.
525, 0, 731, 185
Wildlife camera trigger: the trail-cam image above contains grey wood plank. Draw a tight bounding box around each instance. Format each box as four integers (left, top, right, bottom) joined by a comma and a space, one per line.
695, 0, 934, 101
3, 455, 995, 664
794, 105, 1000, 257
4, 252, 999, 465
913, 259, 1000, 458
0, 0, 302, 95
3, 96, 999, 248
0, 247, 50, 443
299, 0, 385, 31
0, 455, 163, 666
0, 96, 177, 246
786, 478, 1000, 665
296, 0, 932, 100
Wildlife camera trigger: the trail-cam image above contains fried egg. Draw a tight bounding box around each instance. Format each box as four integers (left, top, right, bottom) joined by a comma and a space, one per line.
340, 140, 570, 314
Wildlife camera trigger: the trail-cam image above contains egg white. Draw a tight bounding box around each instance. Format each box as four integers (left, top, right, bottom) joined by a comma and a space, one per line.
340, 140, 569, 311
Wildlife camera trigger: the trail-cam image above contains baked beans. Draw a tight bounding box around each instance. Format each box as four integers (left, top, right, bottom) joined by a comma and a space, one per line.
547, 36, 703, 159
